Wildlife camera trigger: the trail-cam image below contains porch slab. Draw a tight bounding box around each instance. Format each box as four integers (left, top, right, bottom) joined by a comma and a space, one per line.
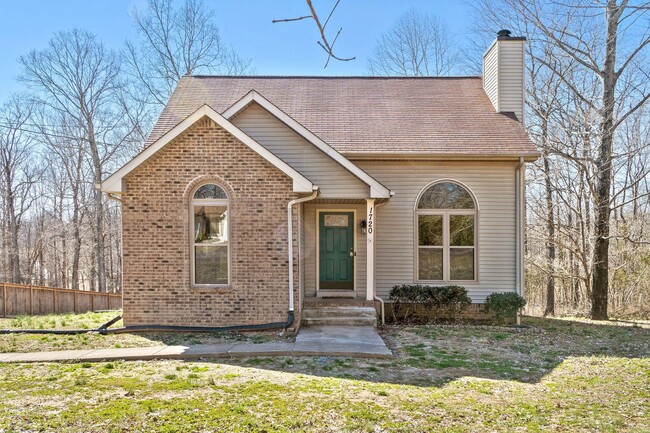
294, 326, 392, 359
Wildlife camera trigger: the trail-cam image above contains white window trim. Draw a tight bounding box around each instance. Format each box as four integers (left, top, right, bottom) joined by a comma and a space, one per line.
413, 180, 479, 284
190, 185, 231, 288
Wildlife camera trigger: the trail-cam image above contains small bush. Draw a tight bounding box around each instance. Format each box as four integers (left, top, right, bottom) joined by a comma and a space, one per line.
484, 292, 526, 324
389, 284, 472, 322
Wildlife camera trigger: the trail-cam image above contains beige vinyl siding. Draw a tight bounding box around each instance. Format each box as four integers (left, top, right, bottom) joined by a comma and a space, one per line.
303, 203, 367, 298
498, 41, 525, 123
483, 42, 499, 114
232, 103, 369, 198
483, 39, 525, 123
356, 160, 518, 303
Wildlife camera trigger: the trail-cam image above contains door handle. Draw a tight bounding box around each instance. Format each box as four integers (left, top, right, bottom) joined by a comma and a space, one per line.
349, 249, 356, 257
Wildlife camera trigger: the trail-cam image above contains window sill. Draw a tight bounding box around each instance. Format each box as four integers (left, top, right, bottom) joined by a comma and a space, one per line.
415, 280, 479, 285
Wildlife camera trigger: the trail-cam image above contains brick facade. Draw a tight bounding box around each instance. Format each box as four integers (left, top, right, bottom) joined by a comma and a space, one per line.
121, 116, 299, 327
384, 302, 496, 322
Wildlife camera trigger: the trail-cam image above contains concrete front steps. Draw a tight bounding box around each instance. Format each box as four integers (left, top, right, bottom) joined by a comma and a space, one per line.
302, 298, 377, 327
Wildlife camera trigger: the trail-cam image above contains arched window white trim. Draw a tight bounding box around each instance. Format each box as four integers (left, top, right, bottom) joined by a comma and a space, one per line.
190, 183, 230, 286
414, 180, 478, 283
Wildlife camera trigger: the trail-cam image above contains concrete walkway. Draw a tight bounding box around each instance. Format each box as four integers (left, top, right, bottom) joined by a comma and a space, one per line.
0, 326, 392, 363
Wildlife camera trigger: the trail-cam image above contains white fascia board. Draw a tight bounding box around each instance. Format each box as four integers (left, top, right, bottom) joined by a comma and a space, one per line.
223, 90, 392, 199
101, 105, 314, 194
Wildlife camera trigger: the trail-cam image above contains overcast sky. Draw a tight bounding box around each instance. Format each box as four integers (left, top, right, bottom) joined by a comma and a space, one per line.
0, 0, 477, 96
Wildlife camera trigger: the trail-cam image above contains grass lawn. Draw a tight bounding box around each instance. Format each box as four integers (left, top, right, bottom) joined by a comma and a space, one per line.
0, 315, 648, 432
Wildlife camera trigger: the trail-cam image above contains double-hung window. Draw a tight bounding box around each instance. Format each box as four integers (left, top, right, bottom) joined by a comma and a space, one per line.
416, 181, 477, 282
191, 184, 229, 286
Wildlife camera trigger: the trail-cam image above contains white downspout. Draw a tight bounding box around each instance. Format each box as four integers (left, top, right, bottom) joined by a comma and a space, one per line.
287, 187, 319, 312
515, 157, 525, 325
107, 193, 122, 203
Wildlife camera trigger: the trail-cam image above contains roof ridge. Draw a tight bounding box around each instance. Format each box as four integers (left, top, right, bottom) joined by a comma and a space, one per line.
185, 75, 482, 80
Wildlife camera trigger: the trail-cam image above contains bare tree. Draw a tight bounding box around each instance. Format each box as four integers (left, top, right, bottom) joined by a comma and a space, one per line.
367, 8, 459, 76
512, 0, 650, 320
527, 52, 561, 316
38, 111, 89, 290
19, 29, 123, 293
475, 0, 650, 320
124, 0, 251, 107
0, 95, 40, 284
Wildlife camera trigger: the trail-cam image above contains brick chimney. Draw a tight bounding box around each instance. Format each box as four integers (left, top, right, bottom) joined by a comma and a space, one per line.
483, 30, 526, 124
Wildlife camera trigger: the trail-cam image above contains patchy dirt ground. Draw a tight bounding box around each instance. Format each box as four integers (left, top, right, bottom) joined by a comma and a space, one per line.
0, 315, 648, 432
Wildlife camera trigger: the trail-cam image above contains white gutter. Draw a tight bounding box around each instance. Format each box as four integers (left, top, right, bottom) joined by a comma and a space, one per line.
287, 187, 319, 312
343, 153, 541, 161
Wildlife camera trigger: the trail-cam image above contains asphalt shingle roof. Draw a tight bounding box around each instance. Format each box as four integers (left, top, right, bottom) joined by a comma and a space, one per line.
147, 76, 538, 157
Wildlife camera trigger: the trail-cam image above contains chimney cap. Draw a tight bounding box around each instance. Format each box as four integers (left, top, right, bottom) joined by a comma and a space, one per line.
496, 29, 526, 41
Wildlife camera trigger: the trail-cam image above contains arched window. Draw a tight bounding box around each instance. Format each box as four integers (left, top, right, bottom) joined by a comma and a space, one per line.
191, 183, 229, 285
415, 181, 477, 282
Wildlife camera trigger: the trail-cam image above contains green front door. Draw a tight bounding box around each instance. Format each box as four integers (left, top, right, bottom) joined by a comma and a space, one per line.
319, 212, 354, 290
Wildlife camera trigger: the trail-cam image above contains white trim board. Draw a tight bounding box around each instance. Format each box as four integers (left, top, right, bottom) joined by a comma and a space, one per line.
223, 90, 392, 199
101, 104, 314, 194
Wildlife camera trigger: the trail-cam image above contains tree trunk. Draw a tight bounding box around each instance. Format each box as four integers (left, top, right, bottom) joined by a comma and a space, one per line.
4, 187, 21, 284
590, 0, 619, 321
542, 122, 556, 316
87, 120, 107, 293
59, 191, 68, 289
1, 209, 8, 281
70, 184, 81, 291
37, 213, 45, 285
71, 215, 81, 291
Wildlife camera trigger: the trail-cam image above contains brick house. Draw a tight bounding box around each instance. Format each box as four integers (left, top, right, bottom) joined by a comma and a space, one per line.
102, 32, 538, 328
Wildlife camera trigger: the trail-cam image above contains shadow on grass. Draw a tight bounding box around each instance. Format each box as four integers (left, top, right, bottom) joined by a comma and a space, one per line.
165, 316, 650, 388
2, 314, 648, 390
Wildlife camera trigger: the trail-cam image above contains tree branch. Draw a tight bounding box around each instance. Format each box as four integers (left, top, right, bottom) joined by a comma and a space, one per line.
273, 0, 355, 67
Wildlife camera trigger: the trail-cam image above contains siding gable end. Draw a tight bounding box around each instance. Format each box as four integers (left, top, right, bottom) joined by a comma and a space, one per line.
232, 103, 370, 199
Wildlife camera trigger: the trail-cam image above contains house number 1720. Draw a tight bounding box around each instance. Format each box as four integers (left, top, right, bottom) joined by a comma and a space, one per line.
367, 206, 373, 234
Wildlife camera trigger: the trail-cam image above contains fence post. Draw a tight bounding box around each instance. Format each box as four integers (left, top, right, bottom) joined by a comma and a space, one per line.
29, 285, 33, 315
73, 291, 77, 314
91, 293, 95, 312
2, 283, 6, 317
53, 288, 56, 314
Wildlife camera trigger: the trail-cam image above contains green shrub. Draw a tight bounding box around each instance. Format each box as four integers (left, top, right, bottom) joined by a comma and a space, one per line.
389, 284, 472, 322
484, 292, 526, 324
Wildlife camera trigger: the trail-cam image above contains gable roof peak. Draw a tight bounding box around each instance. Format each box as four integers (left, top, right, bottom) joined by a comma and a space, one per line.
101, 104, 314, 195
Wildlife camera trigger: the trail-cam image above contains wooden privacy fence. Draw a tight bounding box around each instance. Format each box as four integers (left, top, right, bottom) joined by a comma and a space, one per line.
0, 283, 122, 317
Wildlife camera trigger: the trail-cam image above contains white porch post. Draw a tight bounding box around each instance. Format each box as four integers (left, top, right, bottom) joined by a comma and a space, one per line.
366, 199, 376, 301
